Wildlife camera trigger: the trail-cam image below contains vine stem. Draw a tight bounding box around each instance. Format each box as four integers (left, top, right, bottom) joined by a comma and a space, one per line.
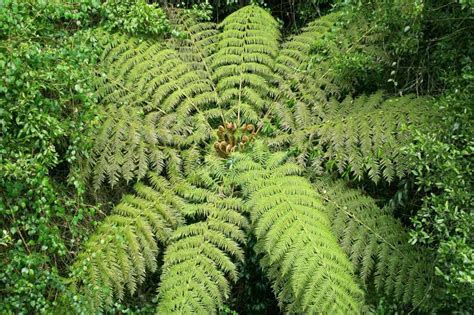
10, 212, 31, 255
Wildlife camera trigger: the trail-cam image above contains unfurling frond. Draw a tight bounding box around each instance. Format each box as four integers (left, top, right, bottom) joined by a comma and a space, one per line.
227, 149, 363, 314
70, 174, 185, 311
316, 179, 434, 310
156, 171, 248, 314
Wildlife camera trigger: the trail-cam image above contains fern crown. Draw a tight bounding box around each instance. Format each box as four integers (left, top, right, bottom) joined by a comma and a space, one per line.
71, 5, 437, 314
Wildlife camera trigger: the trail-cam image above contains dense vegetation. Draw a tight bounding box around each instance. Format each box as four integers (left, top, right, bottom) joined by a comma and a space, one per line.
1, 0, 472, 314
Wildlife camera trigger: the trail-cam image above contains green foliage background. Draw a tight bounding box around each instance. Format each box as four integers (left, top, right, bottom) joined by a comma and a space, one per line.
0, 0, 472, 314
0, 0, 172, 312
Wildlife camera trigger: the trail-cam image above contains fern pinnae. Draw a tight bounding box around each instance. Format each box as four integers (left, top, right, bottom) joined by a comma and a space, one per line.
315, 179, 434, 310
274, 13, 341, 108
167, 9, 226, 122
310, 93, 436, 182
167, 9, 219, 63
91, 28, 223, 188
211, 5, 279, 125
90, 105, 170, 189
156, 164, 248, 314
70, 173, 188, 311
227, 149, 363, 314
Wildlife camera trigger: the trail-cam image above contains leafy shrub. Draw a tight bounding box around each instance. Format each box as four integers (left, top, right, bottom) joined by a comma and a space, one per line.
0, 1, 102, 313
405, 73, 474, 311
101, 0, 171, 36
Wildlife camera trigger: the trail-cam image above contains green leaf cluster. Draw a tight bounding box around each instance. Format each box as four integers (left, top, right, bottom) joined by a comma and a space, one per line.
101, 0, 172, 36
0, 1, 102, 313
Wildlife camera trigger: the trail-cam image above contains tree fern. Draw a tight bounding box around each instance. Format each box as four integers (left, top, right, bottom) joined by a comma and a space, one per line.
71, 5, 444, 313
227, 147, 364, 314
315, 179, 435, 310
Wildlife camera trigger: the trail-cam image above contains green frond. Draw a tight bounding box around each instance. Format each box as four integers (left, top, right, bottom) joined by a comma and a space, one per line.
167, 9, 219, 73
90, 29, 218, 188
88, 105, 167, 189
314, 93, 435, 182
228, 149, 363, 314
274, 12, 342, 132
157, 174, 248, 314
316, 179, 434, 310
70, 174, 184, 311
210, 5, 280, 125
